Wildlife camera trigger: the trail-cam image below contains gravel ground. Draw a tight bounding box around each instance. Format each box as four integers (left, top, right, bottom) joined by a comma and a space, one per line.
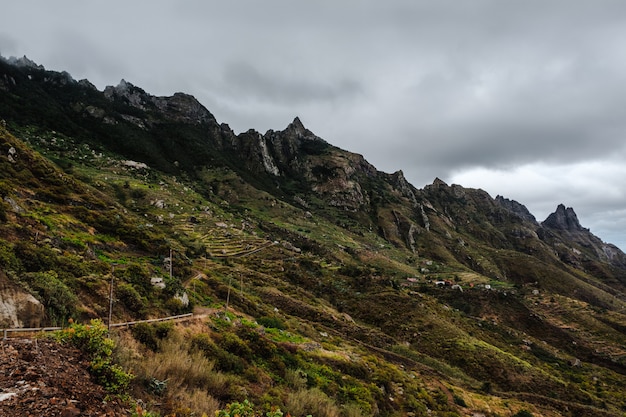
0, 338, 130, 416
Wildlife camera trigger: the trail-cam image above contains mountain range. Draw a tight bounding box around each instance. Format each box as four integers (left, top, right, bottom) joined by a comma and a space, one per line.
1, 55, 626, 417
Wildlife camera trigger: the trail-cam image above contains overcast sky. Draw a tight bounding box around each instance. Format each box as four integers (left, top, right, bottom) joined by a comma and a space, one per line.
2, 1, 626, 250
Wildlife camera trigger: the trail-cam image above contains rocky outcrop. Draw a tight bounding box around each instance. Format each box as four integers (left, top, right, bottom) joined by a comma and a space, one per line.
543, 204, 585, 231
541, 204, 626, 269
104, 79, 150, 110
389, 170, 419, 207
151, 92, 217, 125
1, 55, 44, 70
495, 195, 537, 223
104, 80, 217, 125
0, 272, 44, 328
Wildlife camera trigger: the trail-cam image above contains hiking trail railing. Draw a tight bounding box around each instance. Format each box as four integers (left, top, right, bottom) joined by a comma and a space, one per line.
1, 313, 194, 340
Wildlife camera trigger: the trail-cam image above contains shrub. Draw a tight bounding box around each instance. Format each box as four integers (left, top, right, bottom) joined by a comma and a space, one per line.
165, 296, 190, 315
453, 394, 466, 407
285, 388, 340, 417
139, 336, 232, 399
215, 401, 286, 417
117, 282, 145, 313
285, 368, 308, 390
191, 333, 245, 373
147, 377, 168, 396
0, 241, 19, 271
123, 263, 152, 295
512, 411, 534, 417
53, 319, 133, 393
14, 242, 57, 272
21, 270, 78, 325
220, 332, 253, 360
257, 316, 286, 330
131, 322, 173, 351
216, 400, 256, 417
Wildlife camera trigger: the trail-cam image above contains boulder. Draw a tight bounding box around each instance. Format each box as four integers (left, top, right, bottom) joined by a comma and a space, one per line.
0, 273, 44, 328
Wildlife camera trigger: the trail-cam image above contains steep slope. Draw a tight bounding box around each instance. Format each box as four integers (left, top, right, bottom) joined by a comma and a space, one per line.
2, 56, 626, 416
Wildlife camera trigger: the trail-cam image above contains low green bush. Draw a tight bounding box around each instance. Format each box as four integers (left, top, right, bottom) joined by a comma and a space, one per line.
117, 282, 145, 313
21, 270, 78, 325
216, 400, 286, 417
53, 319, 132, 393
257, 316, 286, 330
131, 322, 173, 351
191, 333, 246, 373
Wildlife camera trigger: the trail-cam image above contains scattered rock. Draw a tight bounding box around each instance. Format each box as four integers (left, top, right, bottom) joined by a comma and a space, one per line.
7, 147, 16, 163
0, 339, 128, 416
281, 241, 301, 253
121, 160, 148, 170
3, 197, 23, 213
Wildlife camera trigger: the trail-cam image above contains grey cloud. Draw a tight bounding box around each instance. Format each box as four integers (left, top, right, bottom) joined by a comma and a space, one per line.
221, 62, 363, 105
0, 33, 18, 56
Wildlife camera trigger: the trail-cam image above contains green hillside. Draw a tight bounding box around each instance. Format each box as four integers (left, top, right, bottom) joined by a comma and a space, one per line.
2, 58, 626, 417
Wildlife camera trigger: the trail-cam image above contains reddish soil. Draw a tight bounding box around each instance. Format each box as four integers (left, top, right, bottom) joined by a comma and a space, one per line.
0, 338, 130, 416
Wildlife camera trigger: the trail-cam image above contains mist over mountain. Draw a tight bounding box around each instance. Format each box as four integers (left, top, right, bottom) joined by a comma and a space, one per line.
2, 55, 626, 416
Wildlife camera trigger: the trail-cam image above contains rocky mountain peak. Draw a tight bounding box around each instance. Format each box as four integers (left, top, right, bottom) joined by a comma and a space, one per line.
153, 92, 217, 125
283, 116, 322, 141
495, 195, 537, 223
287, 116, 306, 134
102, 79, 216, 125
543, 204, 585, 231
429, 177, 449, 189
1, 55, 44, 70
103, 79, 149, 109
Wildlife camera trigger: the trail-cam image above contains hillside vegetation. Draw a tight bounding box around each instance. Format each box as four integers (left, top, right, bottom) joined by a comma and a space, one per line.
2, 57, 626, 416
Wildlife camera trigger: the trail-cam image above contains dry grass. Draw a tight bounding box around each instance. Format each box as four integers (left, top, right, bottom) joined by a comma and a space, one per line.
167, 387, 221, 417
115, 328, 231, 415
284, 368, 308, 390
285, 388, 341, 417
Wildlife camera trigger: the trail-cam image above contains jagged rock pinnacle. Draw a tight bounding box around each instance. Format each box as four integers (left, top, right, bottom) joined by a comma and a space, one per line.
285, 116, 307, 136
432, 177, 448, 187
543, 204, 584, 231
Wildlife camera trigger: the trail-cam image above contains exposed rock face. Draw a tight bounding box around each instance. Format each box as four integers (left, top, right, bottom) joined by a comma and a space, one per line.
308, 151, 374, 210
217, 117, 377, 210
389, 170, 418, 207
103, 80, 217, 125
258, 134, 280, 176
0, 272, 44, 328
152, 92, 217, 125
495, 195, 537, 223
543, 204, 584, 231
541, 204, 626, 269
104, 79, 149, 109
